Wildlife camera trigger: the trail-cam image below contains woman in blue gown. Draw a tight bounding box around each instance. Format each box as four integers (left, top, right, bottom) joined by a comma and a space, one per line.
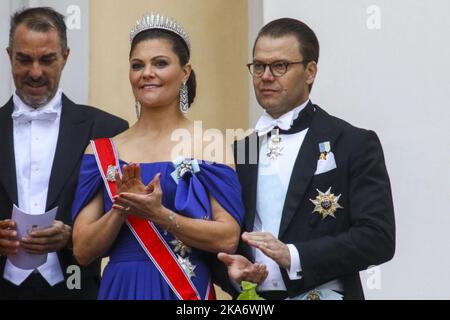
71, 13, 244, 300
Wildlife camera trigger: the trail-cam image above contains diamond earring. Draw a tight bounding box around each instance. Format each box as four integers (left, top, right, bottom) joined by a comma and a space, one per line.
180, 83, 189, 113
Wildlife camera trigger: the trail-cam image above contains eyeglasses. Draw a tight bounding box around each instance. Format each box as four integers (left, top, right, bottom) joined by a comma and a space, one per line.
247, 60, 306, 77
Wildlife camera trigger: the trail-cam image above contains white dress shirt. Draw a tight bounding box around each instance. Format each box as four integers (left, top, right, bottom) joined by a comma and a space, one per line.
254, 100, 309, 292
3, 90, 65, 286
253, 100, 343, 295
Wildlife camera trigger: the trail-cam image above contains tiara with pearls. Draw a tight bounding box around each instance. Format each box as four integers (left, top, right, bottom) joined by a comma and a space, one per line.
130, 13, 191, 52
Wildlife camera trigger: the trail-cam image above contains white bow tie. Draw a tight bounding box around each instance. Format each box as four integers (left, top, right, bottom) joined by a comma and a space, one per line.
255, 111, 295, 136
12, 109, 58, 123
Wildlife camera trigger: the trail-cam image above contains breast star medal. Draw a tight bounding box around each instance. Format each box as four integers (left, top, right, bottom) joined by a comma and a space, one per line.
177, 255, 197, 279
309, 187, 343, 219
266, 128, 283, 160
170, 239, 195, 278
170, 239, 192, 257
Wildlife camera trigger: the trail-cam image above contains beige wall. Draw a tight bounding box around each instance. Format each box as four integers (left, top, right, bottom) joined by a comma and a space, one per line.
91, 0, 249, 300
89, 0, 249, 132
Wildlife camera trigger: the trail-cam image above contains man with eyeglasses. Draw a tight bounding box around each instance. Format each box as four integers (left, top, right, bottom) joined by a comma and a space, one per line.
217, 18, 395, 300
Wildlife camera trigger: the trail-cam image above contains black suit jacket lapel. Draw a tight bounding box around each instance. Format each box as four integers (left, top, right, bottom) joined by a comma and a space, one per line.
235, 132, 261, 261
46, 94, 92, 211
244, 133, 260, 233
236, 132, 260, 233
278, 107, 341, 238
0, 98, 18, 215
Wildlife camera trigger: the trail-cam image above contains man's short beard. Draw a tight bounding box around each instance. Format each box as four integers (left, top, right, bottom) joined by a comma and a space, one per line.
18, 91, 52, 109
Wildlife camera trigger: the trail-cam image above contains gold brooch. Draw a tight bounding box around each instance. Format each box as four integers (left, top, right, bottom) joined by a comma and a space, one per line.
310, 187, 343, 219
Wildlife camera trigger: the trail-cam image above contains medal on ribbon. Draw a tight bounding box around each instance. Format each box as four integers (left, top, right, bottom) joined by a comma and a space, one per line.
266, 128, 283, 160
319, 141, 331, 160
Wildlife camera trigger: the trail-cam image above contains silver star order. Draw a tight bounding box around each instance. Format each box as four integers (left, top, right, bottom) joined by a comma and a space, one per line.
309, 187, 343, 219
177, 255, 196, 278
266, 145, 283, 160
170, 239, 191, 257
266, 130, 283, 160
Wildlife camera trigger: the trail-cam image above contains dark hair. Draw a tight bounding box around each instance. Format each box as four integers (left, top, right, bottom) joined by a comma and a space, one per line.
254, 18, 319, 91
9, 7, 68, 52
130, 29, 196, 108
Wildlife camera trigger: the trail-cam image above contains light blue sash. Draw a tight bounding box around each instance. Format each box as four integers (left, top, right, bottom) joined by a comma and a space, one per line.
256, 160, 287, 237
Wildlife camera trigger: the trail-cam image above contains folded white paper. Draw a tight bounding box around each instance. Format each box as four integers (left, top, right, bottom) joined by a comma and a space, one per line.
8, 205, 58, 270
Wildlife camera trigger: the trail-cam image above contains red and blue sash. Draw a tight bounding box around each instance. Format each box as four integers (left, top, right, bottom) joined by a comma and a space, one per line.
91, 138, 215, 300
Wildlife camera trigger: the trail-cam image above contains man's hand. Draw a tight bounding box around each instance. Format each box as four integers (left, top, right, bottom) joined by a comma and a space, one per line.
242, 232, 291, 269
20, 220, 72, 255
0, 219, 19, 255
218, 252, 268, 285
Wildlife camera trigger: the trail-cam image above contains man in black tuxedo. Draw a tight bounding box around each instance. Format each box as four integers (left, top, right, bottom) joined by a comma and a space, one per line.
218, 18, 395, 300
0, 7, 128, 299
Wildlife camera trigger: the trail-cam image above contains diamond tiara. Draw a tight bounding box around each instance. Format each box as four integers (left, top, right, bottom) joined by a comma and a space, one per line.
130, 13, 191, 53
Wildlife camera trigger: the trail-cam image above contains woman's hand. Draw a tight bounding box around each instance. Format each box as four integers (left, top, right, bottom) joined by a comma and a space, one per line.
113, 173, 164, 221
112, 163, 148, 216
116, 163, 147, 194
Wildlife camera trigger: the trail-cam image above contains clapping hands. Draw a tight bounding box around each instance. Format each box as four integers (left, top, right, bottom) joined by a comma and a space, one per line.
113, 163, 164, 221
